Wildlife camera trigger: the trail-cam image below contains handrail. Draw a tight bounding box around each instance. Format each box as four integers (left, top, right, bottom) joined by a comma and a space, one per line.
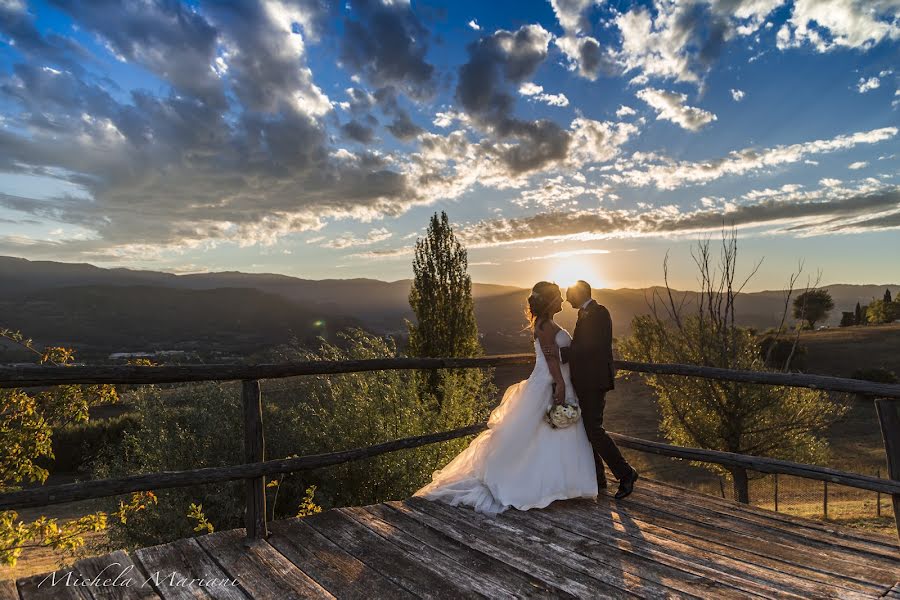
2, 356, 899, 398
2, 354, 898, 545
2, 423, 898, 512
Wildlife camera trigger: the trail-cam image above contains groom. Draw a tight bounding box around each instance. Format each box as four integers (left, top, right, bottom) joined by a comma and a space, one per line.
562, 280, 639, 500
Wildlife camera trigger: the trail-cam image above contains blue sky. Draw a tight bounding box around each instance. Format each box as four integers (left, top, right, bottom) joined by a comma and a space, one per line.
0, 0, 898, 290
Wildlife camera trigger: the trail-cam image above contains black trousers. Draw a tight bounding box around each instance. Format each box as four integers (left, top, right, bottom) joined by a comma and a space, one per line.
578, 389, 631, 482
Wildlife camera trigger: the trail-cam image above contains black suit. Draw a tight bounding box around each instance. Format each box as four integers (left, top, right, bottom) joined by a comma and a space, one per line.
568, 299, 631, 482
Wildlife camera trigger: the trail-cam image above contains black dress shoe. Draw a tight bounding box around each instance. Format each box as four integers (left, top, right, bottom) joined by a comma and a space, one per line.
614, 468, 639, 500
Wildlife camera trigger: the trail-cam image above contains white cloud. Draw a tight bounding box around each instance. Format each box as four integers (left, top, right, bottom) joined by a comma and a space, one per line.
321, 227, 393, 249
857, 77, 880, 93
820, 178, 842, 187
468, 19, 480, 31
779, 0, 900, 52
636, 87, 717, 131
518, 82, 570, 107
848, 161, 868, 170
607, 127, 897, 190
730, 88, 746, 101
616, 105, 637, 117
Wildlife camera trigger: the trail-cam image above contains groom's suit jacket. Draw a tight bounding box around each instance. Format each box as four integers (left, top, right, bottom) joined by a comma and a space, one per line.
570, 299, 616, 393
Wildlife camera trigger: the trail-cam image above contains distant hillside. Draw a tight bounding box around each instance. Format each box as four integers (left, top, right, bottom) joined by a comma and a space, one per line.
2, 256, 896, 357
0, 284, 357, 360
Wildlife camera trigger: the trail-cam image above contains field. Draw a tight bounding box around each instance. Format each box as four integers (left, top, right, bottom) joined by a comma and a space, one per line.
1, 324, 897, 580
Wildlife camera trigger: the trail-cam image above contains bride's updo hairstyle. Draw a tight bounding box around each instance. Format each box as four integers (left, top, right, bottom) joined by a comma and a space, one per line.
526, 281, 559, 330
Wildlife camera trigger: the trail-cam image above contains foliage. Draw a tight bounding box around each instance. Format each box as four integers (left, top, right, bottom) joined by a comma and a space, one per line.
618, 232, 846, 503
89, 381, 246, 550
865, 299, 900, 324
792, 289, 834, 328
406, 211, 493, 412
296, 485, 323, 518
187, 503, 214, 534
759, 336, 806, 371
0, 327, 140, 566
47, 413, 141, 473
407, 211, 481, 360
91, 328, 491, 548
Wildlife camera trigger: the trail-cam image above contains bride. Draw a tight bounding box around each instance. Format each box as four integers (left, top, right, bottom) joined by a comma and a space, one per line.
414, 281, 599, 515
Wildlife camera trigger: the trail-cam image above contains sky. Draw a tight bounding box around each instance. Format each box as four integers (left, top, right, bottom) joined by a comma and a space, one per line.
0, 0, 898, 291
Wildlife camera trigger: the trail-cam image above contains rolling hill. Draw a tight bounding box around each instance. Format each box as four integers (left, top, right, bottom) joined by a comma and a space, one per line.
1, 255, 896, 357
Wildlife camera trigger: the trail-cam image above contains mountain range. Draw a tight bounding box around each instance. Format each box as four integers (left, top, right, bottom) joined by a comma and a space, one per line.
1, 255, 895, 358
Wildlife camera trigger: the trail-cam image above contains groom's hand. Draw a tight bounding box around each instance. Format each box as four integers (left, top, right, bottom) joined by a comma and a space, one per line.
559, 346, 571, 364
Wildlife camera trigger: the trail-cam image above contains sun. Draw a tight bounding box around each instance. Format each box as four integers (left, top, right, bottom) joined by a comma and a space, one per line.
546, 256, 602, 291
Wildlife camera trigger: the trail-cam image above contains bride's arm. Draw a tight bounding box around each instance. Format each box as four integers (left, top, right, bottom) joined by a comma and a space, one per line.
536, 324, 566, 405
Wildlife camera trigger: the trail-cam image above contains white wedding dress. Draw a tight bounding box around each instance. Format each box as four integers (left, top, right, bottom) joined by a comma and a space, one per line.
414, 327, 598, 515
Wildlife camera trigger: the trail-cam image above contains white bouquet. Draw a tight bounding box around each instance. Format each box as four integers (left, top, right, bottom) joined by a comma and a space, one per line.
546, 400, 581, 429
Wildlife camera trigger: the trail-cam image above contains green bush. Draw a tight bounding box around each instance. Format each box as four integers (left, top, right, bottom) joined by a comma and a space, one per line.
43, 413, 140, 474
90, 329, 491, 549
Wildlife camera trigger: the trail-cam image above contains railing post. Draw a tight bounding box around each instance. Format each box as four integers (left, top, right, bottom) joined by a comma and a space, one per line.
875, 398, 900, 548
877, 468, 882, 518
242, 379, 267, 541
774, 473, 778, 512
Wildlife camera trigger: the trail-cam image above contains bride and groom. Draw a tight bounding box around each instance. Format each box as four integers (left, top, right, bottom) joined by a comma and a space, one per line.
415, 280, 639, 516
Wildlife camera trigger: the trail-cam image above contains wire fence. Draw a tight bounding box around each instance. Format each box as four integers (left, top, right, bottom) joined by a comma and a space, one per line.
621, 451, 895, 534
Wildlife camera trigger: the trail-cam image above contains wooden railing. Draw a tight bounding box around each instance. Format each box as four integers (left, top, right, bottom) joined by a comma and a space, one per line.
1, 356, 899, 547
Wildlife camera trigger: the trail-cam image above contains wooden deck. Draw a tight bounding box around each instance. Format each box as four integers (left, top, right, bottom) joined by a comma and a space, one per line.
4, 478, 898, 599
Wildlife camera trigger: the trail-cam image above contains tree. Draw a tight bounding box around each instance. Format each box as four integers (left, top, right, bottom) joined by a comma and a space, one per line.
854, 301, 863, 325
839, 312, 855, 327
618, 230, 846, 504
885, 289, 893, 303
0, 328, 151, 566
792, 289, 834, 329
866, 299, 899, 324
407, 212, 490, 409
408, 211, 481, 360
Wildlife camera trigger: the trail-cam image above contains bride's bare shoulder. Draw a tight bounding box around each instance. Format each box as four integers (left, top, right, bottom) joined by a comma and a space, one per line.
533, 319, 561, 340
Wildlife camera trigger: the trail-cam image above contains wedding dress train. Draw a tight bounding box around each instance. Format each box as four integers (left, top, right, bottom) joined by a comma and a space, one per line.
413, 328, 598, 515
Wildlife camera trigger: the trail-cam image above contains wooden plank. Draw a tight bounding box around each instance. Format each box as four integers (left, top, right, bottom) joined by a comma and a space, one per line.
340, 505, 560, 598
360, 502, 576, 598
71, 550, 159, 600
337, 506, 527, 597
396, 498, 647, 599
530, 498, 877, 599
596, 491, 892, 594
640, 479, 900, 565
300, 508, 486, 599
242, 379, 267, 540
266, 517, 416, 600
626, 482, 900, 581
0, 580, 18, 600
882, 582, 900, 598
195, 529, 332, 600
876, 398, 900, 547
406, 497, 811, 600
16, 566, 94, 600
493, 503, 757, 600
133, 537, 249, 600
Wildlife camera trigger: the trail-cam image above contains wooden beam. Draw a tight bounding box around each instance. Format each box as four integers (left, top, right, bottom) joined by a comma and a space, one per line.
2, 357, 899, 398
4, 420, 900, 512
875, 398, 900, 547
0, 423, 489, 511
242, 379, 267, 540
